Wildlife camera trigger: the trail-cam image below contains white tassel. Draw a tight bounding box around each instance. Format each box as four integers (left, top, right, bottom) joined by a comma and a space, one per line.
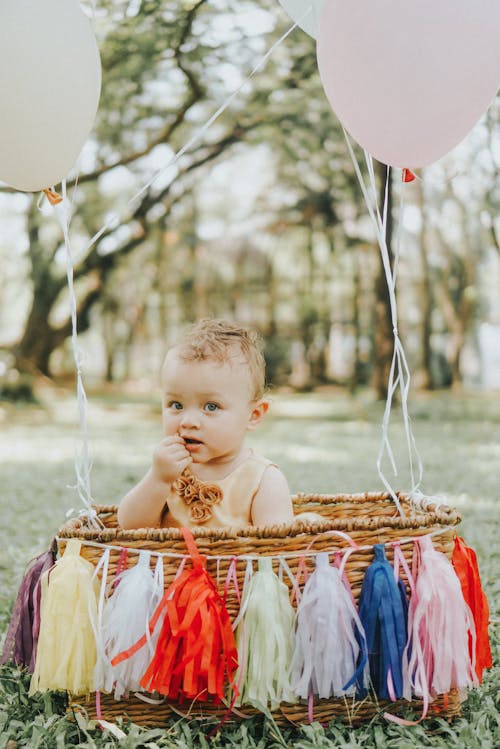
289, 552, 368, 699
94, 551, 163, 699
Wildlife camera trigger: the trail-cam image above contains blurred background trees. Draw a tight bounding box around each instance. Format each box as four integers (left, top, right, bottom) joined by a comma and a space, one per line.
0, 0, 499, 400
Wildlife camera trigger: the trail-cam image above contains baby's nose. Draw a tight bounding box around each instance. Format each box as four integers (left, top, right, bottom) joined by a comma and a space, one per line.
180, 409, 200, 428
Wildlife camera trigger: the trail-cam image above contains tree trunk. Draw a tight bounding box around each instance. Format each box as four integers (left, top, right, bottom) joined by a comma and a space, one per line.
14, 291, 60, 375
433, 191, 478, 390
372, 162, 395, 400
349, 246, 363, 393
14, 277, 102, 377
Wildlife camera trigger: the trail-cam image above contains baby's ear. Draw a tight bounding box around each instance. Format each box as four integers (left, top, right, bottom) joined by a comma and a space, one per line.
247, 398, 269, 431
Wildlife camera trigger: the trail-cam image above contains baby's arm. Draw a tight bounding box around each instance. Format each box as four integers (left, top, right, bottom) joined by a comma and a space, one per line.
117, 435, 191, 529
251, 465, 295, 527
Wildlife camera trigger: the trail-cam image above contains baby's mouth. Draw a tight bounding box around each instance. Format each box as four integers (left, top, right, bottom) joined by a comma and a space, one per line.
184, 437, 202, 445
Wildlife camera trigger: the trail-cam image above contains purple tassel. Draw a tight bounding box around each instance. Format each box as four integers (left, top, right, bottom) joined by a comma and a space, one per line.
1, 542, 56, 671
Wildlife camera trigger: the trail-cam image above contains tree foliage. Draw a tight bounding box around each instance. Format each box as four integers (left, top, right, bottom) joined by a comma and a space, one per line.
0, 0, 498, 396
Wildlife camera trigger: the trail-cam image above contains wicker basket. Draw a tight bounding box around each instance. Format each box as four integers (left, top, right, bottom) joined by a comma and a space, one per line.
57, 492, 462, 726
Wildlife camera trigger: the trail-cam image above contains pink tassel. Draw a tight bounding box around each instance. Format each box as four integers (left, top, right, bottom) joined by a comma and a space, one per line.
405, 536, 478, 699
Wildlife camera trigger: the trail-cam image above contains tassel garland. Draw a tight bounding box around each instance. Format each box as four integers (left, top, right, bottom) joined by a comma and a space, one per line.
357, 544, 409, 700
30, 539, 99, 696
406, 536, 477, 698
452, 536, 492, 682
236, 556, 296, 711
17, 529, 487, 713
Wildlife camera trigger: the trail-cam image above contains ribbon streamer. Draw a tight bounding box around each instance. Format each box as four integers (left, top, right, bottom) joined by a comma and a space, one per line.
50, 183, 101, 528
343, 131, 424, 514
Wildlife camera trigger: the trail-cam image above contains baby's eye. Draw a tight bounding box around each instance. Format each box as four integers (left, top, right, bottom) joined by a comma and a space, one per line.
167, 401, 183, 411
204, 402, 220, 412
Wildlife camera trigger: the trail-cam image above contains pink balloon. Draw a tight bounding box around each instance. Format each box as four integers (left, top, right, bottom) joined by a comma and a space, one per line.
317, 0, 500, 168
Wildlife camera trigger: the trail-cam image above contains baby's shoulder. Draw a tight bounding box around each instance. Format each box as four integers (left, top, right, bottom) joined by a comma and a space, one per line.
258, 462, 288, 489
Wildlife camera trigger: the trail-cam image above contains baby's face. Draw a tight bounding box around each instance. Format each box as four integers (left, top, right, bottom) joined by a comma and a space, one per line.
161, 349, 260, 466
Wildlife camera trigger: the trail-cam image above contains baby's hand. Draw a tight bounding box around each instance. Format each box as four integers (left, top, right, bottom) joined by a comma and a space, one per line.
152, 435, 192, 485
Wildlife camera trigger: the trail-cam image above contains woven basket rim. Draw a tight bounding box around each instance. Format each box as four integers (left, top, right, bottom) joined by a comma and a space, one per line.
57, 492, 461, 544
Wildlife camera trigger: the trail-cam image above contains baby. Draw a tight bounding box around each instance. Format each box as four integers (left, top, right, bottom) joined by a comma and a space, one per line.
118, 318, 295, 530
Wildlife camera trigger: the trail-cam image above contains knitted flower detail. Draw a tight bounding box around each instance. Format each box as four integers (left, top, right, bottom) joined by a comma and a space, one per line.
190, 502, 212, 524
173, 476, 198, 505
199, 485, 223, 507
173, 469, 223, 523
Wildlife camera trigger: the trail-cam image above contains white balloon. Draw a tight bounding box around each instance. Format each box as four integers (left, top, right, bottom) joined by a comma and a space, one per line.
279, 0, 325, 38
0, 0, 101, 192
317, 0, 500, 168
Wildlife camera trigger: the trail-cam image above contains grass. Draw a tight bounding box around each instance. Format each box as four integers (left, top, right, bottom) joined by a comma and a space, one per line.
0, 386, 499, 747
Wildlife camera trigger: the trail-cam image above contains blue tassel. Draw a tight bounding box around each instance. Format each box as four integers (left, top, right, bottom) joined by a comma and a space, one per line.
357, 544, 408, 699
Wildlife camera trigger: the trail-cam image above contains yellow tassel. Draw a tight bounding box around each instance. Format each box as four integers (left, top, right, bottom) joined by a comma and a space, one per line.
30, 539, 98, 696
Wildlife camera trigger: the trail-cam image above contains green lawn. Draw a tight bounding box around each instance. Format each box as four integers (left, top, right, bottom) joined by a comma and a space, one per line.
0, 388, 498, 747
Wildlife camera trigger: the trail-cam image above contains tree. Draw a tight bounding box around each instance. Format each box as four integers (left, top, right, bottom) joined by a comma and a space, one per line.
415, 177, 433, 389
5, 0, 275, 377
3, 2, 497, 395
371, 162, 395, 400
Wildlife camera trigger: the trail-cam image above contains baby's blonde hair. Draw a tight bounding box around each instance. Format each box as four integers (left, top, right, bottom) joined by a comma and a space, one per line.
169, 318, 266, 400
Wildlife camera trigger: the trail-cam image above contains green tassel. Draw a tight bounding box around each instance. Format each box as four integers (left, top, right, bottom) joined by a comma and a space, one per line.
235, 557, 296, 711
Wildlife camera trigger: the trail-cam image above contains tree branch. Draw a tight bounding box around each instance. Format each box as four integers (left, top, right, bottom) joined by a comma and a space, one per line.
490, 223, 500, 256
72, 120, 256, 283
50, 286, 104, 350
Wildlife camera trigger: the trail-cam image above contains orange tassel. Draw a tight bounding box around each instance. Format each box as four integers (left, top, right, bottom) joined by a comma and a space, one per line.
113, 528, 238, 702
452, 536, 492, 682
42, 188, 63, 205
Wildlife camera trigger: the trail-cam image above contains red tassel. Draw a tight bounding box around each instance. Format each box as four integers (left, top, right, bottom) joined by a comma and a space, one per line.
452, 536, 492, 682
113, 528, 238, 702
402, 168, 416, 183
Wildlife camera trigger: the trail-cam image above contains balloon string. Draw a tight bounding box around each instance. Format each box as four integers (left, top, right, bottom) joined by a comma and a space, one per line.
82, 11, 310, 255
367, 155, 423, 502
80, 1, 97, 19
343, 131, 424, 514
378, 161, 423, 497
50, 181, 102, 529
